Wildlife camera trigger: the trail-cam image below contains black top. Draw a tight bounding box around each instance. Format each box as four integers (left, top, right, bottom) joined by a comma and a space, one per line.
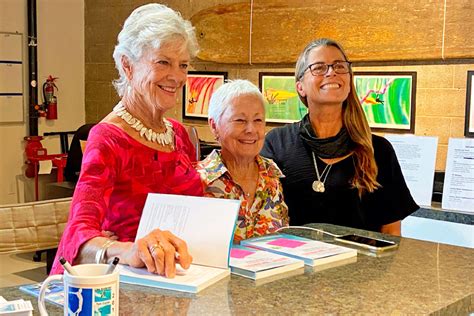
261, 122, 419, 232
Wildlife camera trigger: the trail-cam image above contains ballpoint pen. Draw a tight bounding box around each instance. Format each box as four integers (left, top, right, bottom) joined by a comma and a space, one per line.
59, 257, 78, 276
106, 257, 120, 274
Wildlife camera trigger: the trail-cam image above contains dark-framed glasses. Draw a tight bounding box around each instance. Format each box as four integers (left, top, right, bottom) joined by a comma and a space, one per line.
306, 61, 352, 76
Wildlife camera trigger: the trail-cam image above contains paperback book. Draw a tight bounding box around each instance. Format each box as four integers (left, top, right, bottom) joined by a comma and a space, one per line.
19, 281, 64, 307
0, 297, 33, 316
120, 193, 240, 293
120, 264, 230, 294
229, 245, 304, 280
241, 234, 357, 267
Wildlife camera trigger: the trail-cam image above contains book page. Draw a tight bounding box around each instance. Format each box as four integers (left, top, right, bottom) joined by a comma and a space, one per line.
385, 134, 438, 207
442, 138, 474, 213
137, 204, 191, 237
135, 194, 240, 268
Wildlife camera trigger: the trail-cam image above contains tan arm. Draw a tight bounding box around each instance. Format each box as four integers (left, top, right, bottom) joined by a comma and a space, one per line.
380, 220, 401, 236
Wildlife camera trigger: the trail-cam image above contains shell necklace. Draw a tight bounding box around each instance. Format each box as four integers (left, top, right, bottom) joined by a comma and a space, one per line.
113, 103, 174, 147
311, 151, 332, 193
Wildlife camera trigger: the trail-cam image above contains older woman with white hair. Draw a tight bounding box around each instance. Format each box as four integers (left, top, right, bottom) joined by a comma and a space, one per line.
51, 4, 203, 278
196, 80, 289, 243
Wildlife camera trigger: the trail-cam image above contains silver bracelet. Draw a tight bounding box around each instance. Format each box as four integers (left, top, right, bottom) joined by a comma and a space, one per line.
95, 239, 116, 264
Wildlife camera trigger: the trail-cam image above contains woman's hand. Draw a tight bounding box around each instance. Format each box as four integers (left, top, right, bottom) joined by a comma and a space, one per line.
121, 229, 192, 278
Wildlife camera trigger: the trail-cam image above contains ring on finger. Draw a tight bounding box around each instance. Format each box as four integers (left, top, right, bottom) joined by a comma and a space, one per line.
149, 242, 164, 255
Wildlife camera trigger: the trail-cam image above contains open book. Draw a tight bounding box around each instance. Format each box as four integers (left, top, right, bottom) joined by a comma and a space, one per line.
229, 245, 304, 281
119, 193, 240, 293
241, 234, 357, 267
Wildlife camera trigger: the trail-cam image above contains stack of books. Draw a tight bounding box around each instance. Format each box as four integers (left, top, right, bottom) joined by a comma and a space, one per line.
232, 233, 357, 280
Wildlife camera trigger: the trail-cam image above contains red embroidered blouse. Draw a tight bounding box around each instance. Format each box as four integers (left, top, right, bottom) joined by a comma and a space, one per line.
51, 121, 203, 274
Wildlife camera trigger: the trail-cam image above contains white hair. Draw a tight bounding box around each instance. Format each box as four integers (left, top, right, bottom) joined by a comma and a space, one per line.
208, 79, 265, 125
112, 3, 199, 96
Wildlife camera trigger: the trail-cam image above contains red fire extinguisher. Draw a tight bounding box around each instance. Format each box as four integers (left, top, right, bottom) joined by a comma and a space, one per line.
43, 75, 59, 120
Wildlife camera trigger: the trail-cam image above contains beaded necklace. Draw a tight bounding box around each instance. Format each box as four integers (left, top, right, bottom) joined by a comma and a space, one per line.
113, 103, 174, 147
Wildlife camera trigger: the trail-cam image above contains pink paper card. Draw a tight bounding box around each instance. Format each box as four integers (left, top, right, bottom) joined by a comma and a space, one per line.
231, 248, 255, 259
268, 238, 305, 248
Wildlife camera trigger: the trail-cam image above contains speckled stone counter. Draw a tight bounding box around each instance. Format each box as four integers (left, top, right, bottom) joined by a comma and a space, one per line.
415, 207, 473, 225
2, 224, 473, 315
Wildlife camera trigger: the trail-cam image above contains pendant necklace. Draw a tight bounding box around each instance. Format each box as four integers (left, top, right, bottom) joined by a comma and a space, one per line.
311, 151, 333, 193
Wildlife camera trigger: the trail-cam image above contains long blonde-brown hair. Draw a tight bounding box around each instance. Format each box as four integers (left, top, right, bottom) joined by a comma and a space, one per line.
295, 38, 380, 196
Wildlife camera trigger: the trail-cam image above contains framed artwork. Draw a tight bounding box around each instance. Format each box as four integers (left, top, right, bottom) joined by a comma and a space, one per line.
259, 72, 308, 123
465, 71, 474, 137
354, 72, 417, 133
183, 71, 227, 119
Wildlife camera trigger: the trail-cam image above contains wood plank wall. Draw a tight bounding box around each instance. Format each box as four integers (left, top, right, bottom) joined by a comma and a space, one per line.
84, 0, 474, 170
191, 0, 474, 63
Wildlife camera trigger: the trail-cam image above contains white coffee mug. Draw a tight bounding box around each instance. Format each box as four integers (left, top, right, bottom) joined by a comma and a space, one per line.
38, 263, 119, 316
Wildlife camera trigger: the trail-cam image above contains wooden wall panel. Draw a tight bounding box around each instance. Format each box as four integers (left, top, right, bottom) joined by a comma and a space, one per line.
191, 3, 252, 64
191, 0, 473, 64
444, 0, 474, 58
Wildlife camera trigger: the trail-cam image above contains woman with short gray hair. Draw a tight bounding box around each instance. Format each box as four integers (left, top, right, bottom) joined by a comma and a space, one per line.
197, 80, 289, 242
52, 4, 203, 278
112, 4, 198, 97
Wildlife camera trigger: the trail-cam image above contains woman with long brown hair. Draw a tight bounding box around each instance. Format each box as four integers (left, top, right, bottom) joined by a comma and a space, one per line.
261, 38, 418, 235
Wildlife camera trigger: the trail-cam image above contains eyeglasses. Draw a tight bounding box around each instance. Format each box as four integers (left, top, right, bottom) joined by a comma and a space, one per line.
305, 61, 352, 76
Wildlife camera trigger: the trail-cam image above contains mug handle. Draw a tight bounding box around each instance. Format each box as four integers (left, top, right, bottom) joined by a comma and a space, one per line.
38, 274, 63, 316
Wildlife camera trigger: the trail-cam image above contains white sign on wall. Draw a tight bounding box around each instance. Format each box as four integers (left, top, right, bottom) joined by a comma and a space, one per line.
442, 138, 474, 213
386, 134, 438, 207
0, 32, 24, 123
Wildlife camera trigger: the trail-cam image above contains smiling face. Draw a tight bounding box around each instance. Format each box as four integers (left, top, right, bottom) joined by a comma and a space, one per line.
125, 41, 190, 113
296, 45, 351, 109
212, 94, 266, 163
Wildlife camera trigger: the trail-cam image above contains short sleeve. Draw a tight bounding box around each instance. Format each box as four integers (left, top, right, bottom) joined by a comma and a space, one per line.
363, 136, 419, 227
261, 128, 279, 161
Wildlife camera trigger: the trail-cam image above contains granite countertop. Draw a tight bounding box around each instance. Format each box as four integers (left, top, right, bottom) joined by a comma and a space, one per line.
414, 206, 473, 225
2, 224, 473, 315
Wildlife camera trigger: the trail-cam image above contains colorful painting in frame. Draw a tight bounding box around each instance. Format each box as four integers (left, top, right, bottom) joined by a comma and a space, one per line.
183, 71, 227, 119
465, 71, 474, 137
354, 72, 416, 133
259, 72, 308, 123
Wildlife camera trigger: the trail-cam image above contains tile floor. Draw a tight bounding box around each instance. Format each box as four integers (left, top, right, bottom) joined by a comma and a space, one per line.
0, 252, 48, 288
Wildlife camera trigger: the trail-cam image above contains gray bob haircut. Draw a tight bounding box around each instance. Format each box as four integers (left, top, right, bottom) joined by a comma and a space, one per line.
295, 38, 350, 106
208, 79, 265, 125
112, 3, 199, 96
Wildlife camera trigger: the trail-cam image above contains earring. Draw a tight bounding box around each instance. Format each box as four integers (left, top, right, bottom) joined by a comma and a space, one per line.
127, 85, 132, 95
